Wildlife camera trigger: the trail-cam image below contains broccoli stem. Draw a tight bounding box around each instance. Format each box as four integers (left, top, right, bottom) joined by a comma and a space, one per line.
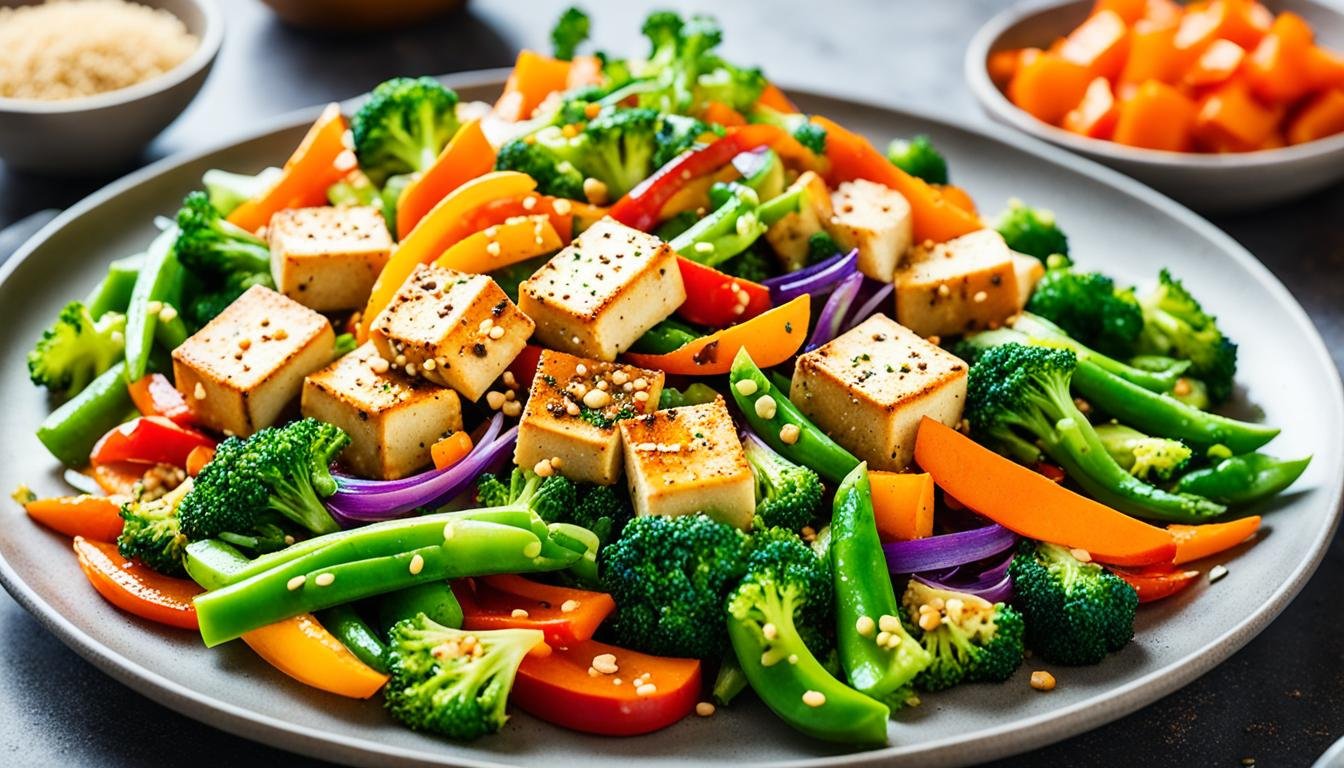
35, 362, 135, 467
711, 655, 749, 706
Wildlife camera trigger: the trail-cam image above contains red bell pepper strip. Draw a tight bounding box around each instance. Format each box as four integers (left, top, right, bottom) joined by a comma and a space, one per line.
1112, 565, 1201, 603
90, 416, 215, 469
675, 257, 771, 327
17, 490, 124, 542
128, 373, 195, 426
73, 536, 202, 629
512, 638, 701, 736
610, 124, 786, 232
454, 575, 616, 646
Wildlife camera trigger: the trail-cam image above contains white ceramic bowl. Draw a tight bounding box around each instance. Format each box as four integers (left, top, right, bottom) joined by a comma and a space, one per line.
966, 0, 1344, 213
0, 0, 222, 174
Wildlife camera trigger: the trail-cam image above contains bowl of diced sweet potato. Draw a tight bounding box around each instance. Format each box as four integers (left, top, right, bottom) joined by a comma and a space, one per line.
967, 0, 1344, 212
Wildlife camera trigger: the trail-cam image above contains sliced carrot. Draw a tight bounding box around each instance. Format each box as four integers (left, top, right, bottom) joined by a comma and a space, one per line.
1184, 38, 1246, 87
757, 82, 798, 112
430, 431, 473, 470
396, 119, 496, 239
1194, 78, 1285, 150
702, 100, 748, 127
1244, 12, 1315, 104
456, 575, 616, 646
228, 103, 348, 233
622, 295, 810, 376
73, 536, 201, 629
1063, 77, 1121, 139
1060, 9, 1132, 80
242, 613, 388, 699
1008, 52, 1094, 124
432, 214, 562, 274
1094, 0, 1147, 25
935, 184, 978, 217
1113, 79, 1198, 151
494, 50, 573, 122
913, 418, 1176, 567
185, 444, 215, 477
1305, 46, 1344, 91
22, 493, 124, 542
1119, 20, 1182, 96
869, 471, 935, 542
1287, 89, 1344, 144
1169, 515, 1261, 564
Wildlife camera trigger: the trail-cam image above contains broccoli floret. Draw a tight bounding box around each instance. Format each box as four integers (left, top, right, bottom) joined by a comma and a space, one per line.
352, 76, 460, 187
1009, 541, 1138, 665
494, 130, 588, 201
178, 418, 349, 541
117, 479, 194, 576
1135, 269, 1238, 404
550, 6, 590, 61
568, 484, 633, 546
582, 107, 661, 198
747, 527, 833, 654
27, 301, 126, 397
806, 231, 843, 265
900, 581, 1024, 691
473, 468, 626, 543
750, 105, 826, 155
202, 167, 281, 216
886, 135, 948, 185
383, 613, 542, 740
174, 190, 276, 327
600, 513, 750, 659
995, 199, 1069, 262
634, 11, 764, 115
742, 433, 822, 532
653, 113, 714, 168
1093, 423, 1192, 482
1025, 265, 1143, 356
719, 245, 776, 283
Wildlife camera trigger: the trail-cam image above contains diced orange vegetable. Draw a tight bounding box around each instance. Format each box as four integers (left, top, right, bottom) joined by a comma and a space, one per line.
1174, 3, 1227, 66
186, 444, 215, 477
1184, 38, 1246, 87
869, 471, 935, 542
701, 100, 748, 127
1008, 52, 1094, 124
73, 536, 201, 629
913, 418, 1176, 567
935, 184, 978, 216
1113, 80, 1198, 151
1244, 12, 1315, 103
1169, 515, 1261, 564
1287, 89, 1344, 144
432, 214, 562, 274
1060, 9, 1132, 80
1194, 78, 1285, 150
21, 492, 124, 542
623, 295, 810, 376
242, 613, 388, 698
1120, 20, 1183, 98
456, 575, 616, 646
396, 119, 496, 239
1094, 0, 1147, 25
430, 431, 473, 470
1063, 77, 1121, 139
757, 82, 798, 112
988, 49, 1023, 87
1305, 46, 1344, 91
1212, 0, 1272, 50
1144, 0, 1184, 27
228, 104, 348, 233
1258, 130, 1287, 150
494, 50, 573, 122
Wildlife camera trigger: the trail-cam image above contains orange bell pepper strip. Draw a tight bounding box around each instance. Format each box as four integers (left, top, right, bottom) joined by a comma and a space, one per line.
1306, 46, 1344, 91
461, 194, 578, 244
815, 117, 981, 244
935, 184, 979, 216
1184, 38, 1246, 87
512, 638, 701, 736
433, 214, 563, 274
241, 613, 388, 699
17, 489, 124, 542
1094, 0, 1147, 24
92, 462, 145, 496
1287, 89, 1344, 145
128, 373, 195, 426
1169, 515, 1260, 564
73, 536, 201, 629
358, 171, 537, 340
228, 103, 349, 233
396, 119, 496, 239
623, 295, 810, 376
186, 444, 215, 477
455, 575, 616, 646
868, 471, 935, 542
494, 50, 574, 122
1112, 564, 1201, 602
757, 82, 799, 112
430, 431, 473, 470
1119, 20, 1182, 96
1113, 80, 1198, 151
1244, 12, 1315, 104
913, 418, 1177, 567
1194, 79, 1285, 150
1063, 77, 1121, 139
1008, 52, 1094, 124
702, 100, 748, 127
1060, 9, 1132, 80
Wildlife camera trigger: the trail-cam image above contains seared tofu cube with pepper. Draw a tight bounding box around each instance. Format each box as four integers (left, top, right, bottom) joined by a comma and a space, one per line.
301, 343, 463, 480
369, 264, 534, 402
893, 229, 1023, 338
825, 178, 914, 281
619, 396, 755, 529
514, 350, 665, 485
172, 284, 335, 437
764, 171, 833, 270
790, 314, 967, 471
518, 218, 686, 361
267, 206, 392, 312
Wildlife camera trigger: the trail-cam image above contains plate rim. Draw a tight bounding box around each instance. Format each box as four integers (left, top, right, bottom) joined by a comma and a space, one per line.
1, 68, 1341, 768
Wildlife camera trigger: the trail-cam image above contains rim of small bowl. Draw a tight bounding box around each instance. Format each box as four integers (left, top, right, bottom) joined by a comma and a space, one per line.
965, 0, 1344, 169
0, 0, 222, 114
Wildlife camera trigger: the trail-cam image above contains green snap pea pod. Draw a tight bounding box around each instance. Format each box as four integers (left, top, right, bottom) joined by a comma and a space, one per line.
1175, 453, 1312, 506
757, 185, 804, 227
736, 148, 784, 200
1072, 360, 1279, 454
1013, 313, 1184, 393
36, 362, 134, 467
549, 522, 600, 585
658, 382, 722, 409
125, 227, 180, 381
183, 539, 251, 590
670, 183, 765, 266
729, 348, 859, 484
84, 254, 145, 320
831, 464, 930, 702
153, 310, 190, 351
195, 519, 577, 646
316, 605, 388, 673
376, 582, 463, 636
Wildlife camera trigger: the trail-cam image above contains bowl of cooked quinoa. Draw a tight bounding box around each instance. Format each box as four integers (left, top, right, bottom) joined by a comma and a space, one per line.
0, 0, 221, 173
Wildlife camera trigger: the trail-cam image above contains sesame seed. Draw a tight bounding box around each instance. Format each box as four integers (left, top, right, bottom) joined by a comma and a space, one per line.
489, 326, 505, 339
754, 394, 777, 420
696, 702, 716, 717
485, 241, 502, 257
405, 363, 417, 377
522, 540, 542, 558
284, 535, 295, 545
145, 300, 162, 314
158, 305, 178, 323
591, 653, 618, 674
588, 667, 600, 677
876, 631, 892, 647
596, 380, 609, 391
565, 401, 581, 416
422, 358, 437, 371
611, 370, 629, 385
502, 401, 522, 417
583, 177, 609, 205
274, 328, 289, 340
632, 377, 648, 390
286, 575, 306, 591
612, 677, 622, 685
443, 522, 457, 540
583, 389, 611, 409
511, 608, 530, 619
779, 423, 800, 445
552, 199, 572, 215
534, 459, 554, 478
635, 683, 657, 697
522, 196, 537, 210
314, 572, 335, 587
973, 290, 989, 303
937, 284, 951, 297
634, 390, 649, 402
408, 554, 424, 575
1209, 564, 1229, 583
571, 335, 581, 345
1070, 548, 1092, 563
575, 363, 588, 375
694, 241, 715, 254
485, 391, 506, 410
918, 612, 941, 631
734, 378, 758, 397
762, 622, 778, 641
502, 371, 518, 389
561, 599, 580, 613
801, 690, 826, 707
855, 616, 876, 637
395, 354, 407, 366
1030, 670, 1056, 691
368, 356, 389, 373
193, 382, 206, 400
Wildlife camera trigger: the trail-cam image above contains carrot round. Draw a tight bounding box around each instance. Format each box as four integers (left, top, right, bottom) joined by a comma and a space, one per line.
22, 493, 124, 542
1169, 515, 1260, 565
868, 471, 935, 542
228, 103, 349, 233
430, 431, 474, 470
913, 417, 1176, 567
622, 295, 811, 376
397, 119, 496, 239
1063, 77, 1121, 139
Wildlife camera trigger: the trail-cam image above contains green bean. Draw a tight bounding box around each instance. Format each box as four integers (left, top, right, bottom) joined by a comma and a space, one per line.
125, 228, 179, 381
35, 362, 134, 467
316, 605, 388, 672
85, 254, 144, 320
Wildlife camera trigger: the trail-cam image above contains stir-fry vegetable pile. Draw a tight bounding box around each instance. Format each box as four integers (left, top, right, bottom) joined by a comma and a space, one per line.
14, 5, 1307, 749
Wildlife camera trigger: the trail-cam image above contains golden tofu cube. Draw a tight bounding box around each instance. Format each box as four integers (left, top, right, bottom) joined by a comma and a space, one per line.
519, 218, 686, 361
172, 284, 335, 437
514, 350, 665, 485
826, 178, 913, 281
301, 343, 463, 480
764, 171, 833, 271
893, 229, 1022, 338
790, 314, 967, 471
267, 206, 392, 312
369, 264, 535, 402
619, 396, 755, 529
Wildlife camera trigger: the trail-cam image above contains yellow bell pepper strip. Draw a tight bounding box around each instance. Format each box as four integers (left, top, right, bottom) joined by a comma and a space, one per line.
357, 171, 537, 341
433, 214, 563, 274
623, 295, 810, 376
73, 536, 201, 629
241, 613, 389, 699
228, 103, 349, 233
14, 488, 125, 542
396, 118, 496, 240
